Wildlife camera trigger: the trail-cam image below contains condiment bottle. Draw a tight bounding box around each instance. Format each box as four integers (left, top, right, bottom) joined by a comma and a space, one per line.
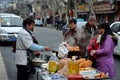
48, 52, 59, 74
68, 56, 79, 75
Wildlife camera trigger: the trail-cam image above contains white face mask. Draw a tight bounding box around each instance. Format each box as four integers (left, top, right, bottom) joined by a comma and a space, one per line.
96, 34, 102, 43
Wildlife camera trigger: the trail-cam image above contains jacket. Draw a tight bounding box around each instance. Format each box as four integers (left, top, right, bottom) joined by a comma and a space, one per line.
15, 28, 45, 65
64, 23, 96, 57
15, 28, 33, 65
87, 37, 99, 60
96, 35, 115, 78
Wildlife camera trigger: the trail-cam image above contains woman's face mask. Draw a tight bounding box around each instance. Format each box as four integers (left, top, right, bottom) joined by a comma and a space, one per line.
96, 34, 102, 43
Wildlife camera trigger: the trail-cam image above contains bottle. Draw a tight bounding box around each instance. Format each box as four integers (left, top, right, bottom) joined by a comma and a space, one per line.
48, 52, 59, 74
68, 56, 79, 75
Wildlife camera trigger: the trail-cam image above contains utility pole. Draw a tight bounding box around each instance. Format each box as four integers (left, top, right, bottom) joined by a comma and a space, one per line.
67, 0, 70, 22
44, 0, 47, 26
74, 0, 77, 18
41, 0, 46, 26
89, 0, 95, 14
32, 0, 36, 18
89, 0, 93, 12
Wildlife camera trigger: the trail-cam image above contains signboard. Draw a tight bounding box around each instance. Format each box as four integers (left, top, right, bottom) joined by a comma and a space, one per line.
94, 3, 112, 11
78, 4, 89, 11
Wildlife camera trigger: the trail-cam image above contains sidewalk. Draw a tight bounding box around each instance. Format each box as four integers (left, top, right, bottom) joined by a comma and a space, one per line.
0, 51, 8, 80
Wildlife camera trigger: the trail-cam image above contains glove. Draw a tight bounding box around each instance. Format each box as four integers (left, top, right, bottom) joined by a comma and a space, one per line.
90, 50, 96, 56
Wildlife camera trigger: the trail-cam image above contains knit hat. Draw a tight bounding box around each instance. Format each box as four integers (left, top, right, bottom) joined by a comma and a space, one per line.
88, 12, 96, 21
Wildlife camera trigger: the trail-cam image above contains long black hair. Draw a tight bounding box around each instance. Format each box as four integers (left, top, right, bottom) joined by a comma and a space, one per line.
98, 22, 118, 46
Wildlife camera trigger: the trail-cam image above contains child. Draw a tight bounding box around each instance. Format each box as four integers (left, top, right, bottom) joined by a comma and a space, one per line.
87, 30, 99, 68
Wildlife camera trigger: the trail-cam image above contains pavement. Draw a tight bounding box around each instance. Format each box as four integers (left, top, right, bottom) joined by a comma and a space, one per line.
0, 51, 8, 80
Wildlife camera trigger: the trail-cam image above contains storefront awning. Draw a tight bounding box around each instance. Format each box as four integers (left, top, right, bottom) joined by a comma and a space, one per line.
77, 10, 116, 15
95, 10, 116, 14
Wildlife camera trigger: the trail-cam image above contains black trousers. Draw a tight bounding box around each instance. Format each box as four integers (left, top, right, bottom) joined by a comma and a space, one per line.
16, 65, 28, 80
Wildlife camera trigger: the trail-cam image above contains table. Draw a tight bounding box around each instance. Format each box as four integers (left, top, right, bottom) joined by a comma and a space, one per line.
35, 67, 110, 80
35, 67, 67, 80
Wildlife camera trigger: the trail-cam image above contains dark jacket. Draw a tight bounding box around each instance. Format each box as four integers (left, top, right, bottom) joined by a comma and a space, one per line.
64, 23, 97, 57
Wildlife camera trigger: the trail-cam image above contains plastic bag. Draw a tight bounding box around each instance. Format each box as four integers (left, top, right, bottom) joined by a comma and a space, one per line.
57, 58, 71, 76
58, 42, 68, 58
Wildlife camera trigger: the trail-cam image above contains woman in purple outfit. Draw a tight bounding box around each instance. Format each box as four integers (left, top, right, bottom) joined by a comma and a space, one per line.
90, 23, 118, 79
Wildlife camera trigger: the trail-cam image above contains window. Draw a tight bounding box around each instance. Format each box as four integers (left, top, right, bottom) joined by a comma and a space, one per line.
111, 23, 120, 33
1, 17, 22, 27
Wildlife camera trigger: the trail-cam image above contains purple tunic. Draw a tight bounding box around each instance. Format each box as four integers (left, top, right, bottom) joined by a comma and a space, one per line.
96, 35, 115, 78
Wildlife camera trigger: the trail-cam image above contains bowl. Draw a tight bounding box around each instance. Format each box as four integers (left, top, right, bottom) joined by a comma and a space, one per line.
32, 58, 46, 67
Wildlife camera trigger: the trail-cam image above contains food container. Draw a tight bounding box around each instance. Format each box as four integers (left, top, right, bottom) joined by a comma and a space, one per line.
80, 69, 109, 80
41, 63, 48, 69
32, 58, 46, 67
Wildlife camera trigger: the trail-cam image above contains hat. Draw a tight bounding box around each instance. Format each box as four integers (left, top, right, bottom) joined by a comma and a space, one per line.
88, 12, 96, 21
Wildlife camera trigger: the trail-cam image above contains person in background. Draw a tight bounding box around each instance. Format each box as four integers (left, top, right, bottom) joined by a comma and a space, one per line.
90, 23, 118, 79
56, 16, 62, 30
74, 12, 97, 59
15, 18, 50, 80
70, 9, 74, 19
64, 19, 84, 59
80, 12, 97, 58
64, 11, 97, 59
87, 30, 99, 68
61, 13, 67, 27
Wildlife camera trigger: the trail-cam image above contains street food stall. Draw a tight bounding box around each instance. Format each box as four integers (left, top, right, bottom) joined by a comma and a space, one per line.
31, 45, 109, 80
32, 58, 109, 80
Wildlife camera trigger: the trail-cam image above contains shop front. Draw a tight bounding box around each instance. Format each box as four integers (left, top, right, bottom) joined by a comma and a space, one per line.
77, 2, 116, 24
116, 1, 120, 21
95, 10, 116, 24
94, 2, 116, 24
77, 4, 89, 21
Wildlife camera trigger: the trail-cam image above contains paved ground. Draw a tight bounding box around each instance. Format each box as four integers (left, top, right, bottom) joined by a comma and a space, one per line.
0, 51, 8, 80
44, 24, 56, 29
